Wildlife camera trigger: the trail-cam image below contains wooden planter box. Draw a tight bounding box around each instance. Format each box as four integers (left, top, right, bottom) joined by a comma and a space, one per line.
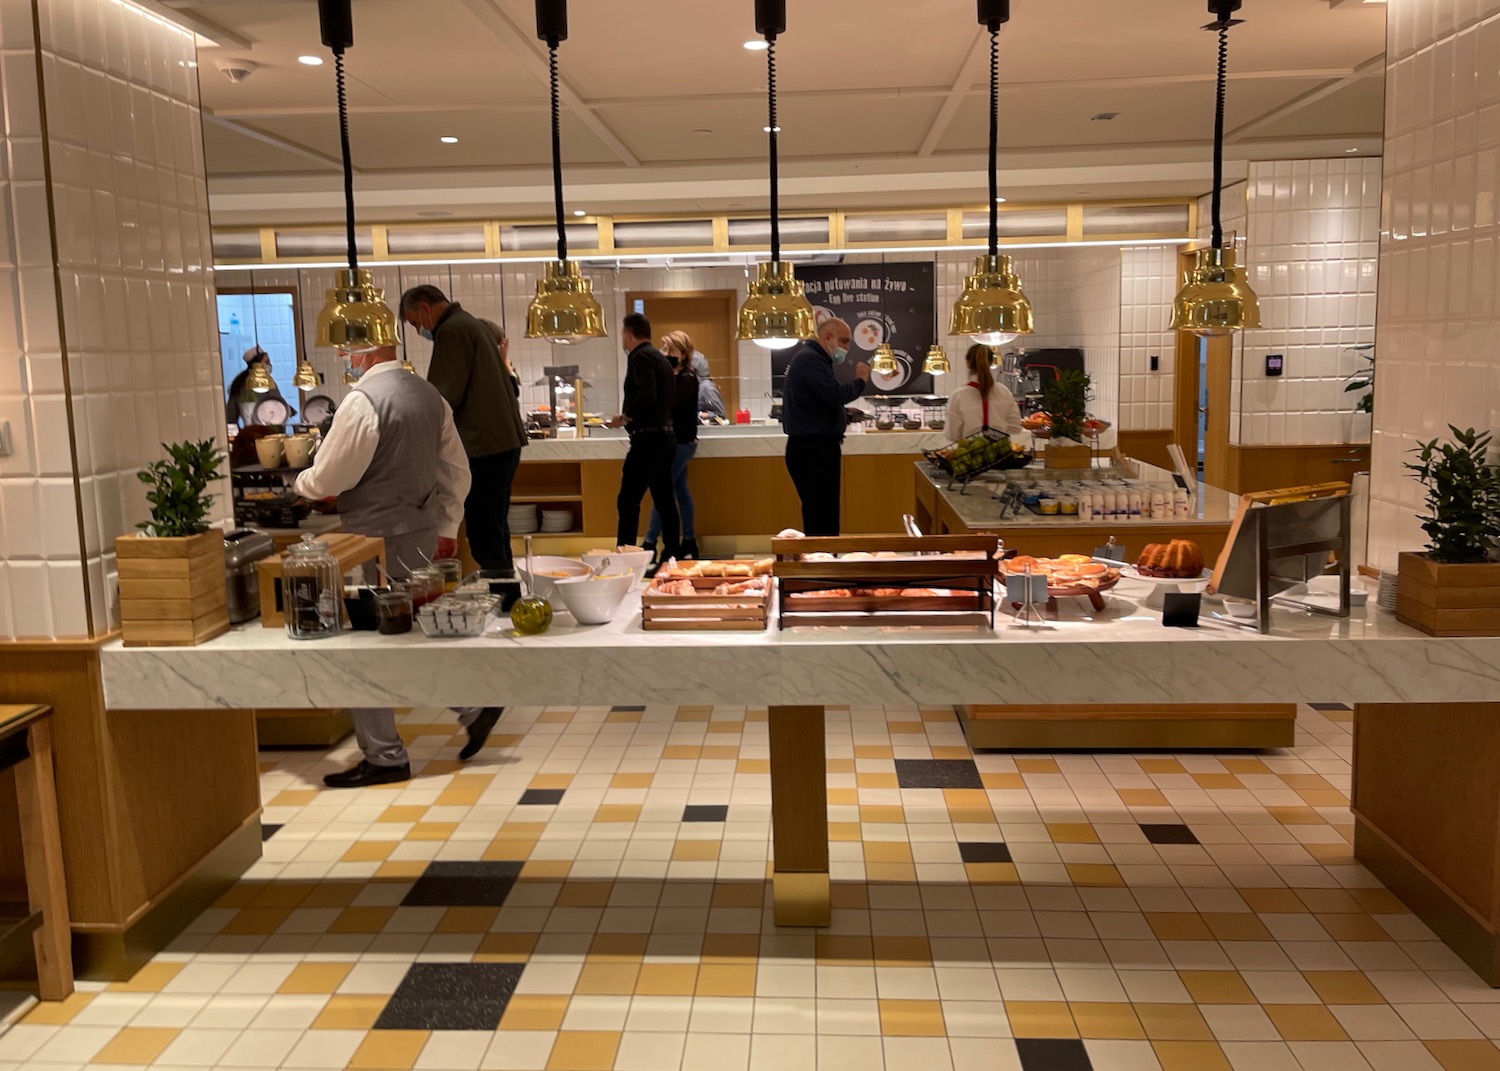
116, 529, 230, 647
1396, 552, 1500, 636
1044, 441, 1092, 469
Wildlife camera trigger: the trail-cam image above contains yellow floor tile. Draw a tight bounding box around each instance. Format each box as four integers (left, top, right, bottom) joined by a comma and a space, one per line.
737, 758, 771, 774
418, 759, 464, 776
1203, 913, 1273, 941
575, 962, 641, 995
91, 1026, 179, 1064
302, 883, 360, 909
701, 745, 739, 760
312, 995, 388, 1030
483, 839, 536, 861
375, 861, 429, 879
250, 881, 317, 908
859, 805, 906, 824
1137, 758, 1184, 774
436, 906, 499, 933
817, 936, 874, 964
269, 789, 318, 807
981, 772, 1026, 789
499, 822, 548, 838
827, 759, 856, 774
1267, 806, 1327, 825
609, 772, 653, 788
347, 1029, 430, 1069
931, 746, 972, 760
863, 841, 913, 863
606, 711, 643, 723
475, 932, 537, 962
19, 992, 94, 1025
1315, 913, 1391, 941
529, 773, 574, 789
1152, 1041, 1232, 1071
279, 962, 353, 994
873, 936, 932, 966
1264, 1004, 1349, 1041
1220, 758, 1271, 774
880, 999, 947, 1037
887, 721, 926, 735
1303, 970, 1386, 1004
1349, 888, 1409, 913
1426, 1041, 1500, 1071
1280, 773, 1337, 791
854, 745, 894, 759
1192, 773, 1243, 790
707, 721, 744, 735
223, 906, 292, 934
942, 788, 990, 808
1016, 758, 1061, 773
948, 806, 998, 825
635, 963, 699, 995
830, 885, 870, 910
593, 804, 641, 823
1240, 889, 1308, 913
522, 860, 573, 879
1048, 823, 1100, 844
671, 840, 721, 861
1135, 1004, 1213, 1041
1304, 843, 1358, 864
589, 934, 649, 960
435, 787, 482, 806
1146, 913, 1214, 942
965, 863, 1020, 884
500, 995, 569, 1031
1066, 863, 1125, 887
856, 772, 899, 789
490, 734, 527, 748
330, 906, 395, 934
866, 862, 917, 883
557, 882, 613, 907
1293, 888, 1361, 913
1296, 789, 1350, 807
537, 711, 575, 724
408, 821, 458, 841
702, 934, 761, 961
711, 884, 765, 909
1178, 971, 1257, 1005
341, 841, 397, 862
696, 964, 757, 996
675, 706, 713, 721
107, 961, 184, 993
826, 787, 858, 805
663, 746, 701, 759
1070, 1002, 1146, 1040
212, 883, 260, 909
378, 805, 429, 824
1117, 788, 1170, 807
1006, 1001, 1077, 1038
547, 1031, 621, 1071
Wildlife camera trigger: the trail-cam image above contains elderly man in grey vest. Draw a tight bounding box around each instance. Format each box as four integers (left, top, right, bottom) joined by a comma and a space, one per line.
295, 342, 504, 788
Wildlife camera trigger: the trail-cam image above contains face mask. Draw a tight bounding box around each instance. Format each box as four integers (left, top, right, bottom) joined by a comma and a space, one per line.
343, 363, 362, 383
418, 327, 434, 342
830, 346, 849, 365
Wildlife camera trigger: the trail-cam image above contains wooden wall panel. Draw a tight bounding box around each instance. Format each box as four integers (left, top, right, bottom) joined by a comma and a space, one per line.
842, 454, 922, 535
1226, 444, 1368, 495
1117, 430, 1174, 471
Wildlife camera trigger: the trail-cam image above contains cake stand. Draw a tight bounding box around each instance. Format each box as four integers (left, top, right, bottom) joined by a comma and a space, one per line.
1108, 562, 1214, 610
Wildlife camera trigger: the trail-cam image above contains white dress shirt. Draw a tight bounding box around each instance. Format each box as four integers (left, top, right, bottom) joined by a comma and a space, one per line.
295, 361, 472, 538
945, 381, 1024, 442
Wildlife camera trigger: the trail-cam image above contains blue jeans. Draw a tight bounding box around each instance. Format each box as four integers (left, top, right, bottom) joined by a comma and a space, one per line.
645, 441, 698, 544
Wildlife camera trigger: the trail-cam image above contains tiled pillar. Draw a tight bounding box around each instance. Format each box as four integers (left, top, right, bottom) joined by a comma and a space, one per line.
0, 0, 226, 639
1368, 0, 1500, 571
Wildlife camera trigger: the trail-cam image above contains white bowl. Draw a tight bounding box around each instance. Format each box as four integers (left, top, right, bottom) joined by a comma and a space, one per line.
517, 556, 589, 601
581, 549, 655, 591
553, 571, 633, 625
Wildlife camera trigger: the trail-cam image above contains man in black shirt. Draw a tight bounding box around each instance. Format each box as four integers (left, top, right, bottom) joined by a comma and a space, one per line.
610, 313, 680, 559
780, 318, 871, 536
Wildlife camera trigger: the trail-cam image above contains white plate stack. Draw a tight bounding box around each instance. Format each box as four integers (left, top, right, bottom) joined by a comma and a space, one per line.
541, 509, 574, 534
509, 503, 539, 535
1377, 570, 1398, 613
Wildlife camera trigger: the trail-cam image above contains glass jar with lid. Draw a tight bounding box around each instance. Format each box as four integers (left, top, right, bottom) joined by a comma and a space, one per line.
283, 535, 343, 640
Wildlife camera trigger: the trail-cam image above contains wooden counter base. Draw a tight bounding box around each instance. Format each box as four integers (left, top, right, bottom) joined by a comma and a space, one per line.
1353, 702, 1500, 985
254, 708, 354, 748
960, 705, 1297, 750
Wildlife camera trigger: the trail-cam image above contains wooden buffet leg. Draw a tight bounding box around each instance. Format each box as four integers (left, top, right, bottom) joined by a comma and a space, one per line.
767, 705, 830, 927
15, 717, 74, 1001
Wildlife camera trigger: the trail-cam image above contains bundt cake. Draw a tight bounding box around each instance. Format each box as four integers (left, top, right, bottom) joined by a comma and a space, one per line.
1136, 539, 1205, 579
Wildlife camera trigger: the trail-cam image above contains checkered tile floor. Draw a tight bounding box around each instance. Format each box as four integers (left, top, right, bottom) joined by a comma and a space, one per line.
5, 704, 1500, 1071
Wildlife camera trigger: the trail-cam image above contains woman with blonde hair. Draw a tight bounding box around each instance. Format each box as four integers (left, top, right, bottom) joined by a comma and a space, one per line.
945, 343, 1023, 442
644, 330, 702, 559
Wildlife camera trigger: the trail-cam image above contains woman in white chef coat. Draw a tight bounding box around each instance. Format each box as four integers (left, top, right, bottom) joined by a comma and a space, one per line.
945, 344, 1023, 442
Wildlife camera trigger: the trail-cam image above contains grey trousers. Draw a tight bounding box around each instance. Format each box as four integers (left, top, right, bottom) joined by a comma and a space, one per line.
352, 706, 484, 768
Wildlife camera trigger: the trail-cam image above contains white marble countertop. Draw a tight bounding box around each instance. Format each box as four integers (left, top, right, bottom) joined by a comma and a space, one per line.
524, 427, 948, 461
100, 580, 1500, 711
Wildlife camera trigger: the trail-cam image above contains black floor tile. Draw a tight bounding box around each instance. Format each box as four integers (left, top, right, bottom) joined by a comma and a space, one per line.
611, 705, 646, 712
1015, 1037, 1092, 1071
682, 805, 729, 823
518, 788, 566, 805
260, 824, 283, 841
1308, 702, 1352, 711
374, 962, 526, 1030
894, 758, 984, 789
402, 861, 525, 907
1140, 823, 1200, 845
958, 842, 1013, 863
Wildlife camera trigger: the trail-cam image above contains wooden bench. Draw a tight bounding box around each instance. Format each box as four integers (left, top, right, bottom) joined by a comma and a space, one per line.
0, 705, 73, 1000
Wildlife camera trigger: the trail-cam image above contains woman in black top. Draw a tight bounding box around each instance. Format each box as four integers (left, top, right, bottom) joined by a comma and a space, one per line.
644, 331, 702, 559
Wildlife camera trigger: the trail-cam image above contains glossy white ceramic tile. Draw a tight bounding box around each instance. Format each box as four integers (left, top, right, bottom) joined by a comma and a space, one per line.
1369, 0, 1500, 572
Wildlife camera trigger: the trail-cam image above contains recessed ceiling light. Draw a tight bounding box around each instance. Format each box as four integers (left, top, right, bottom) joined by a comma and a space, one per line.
439, 136, 459, 144
178, 60, 197, 68
1346, 147, 1359, 152
743, 40, 768, 51
573, 210, 586, 217
763, 125, 781, 133
297, 55, 323, 66
995, 196, 1007, 203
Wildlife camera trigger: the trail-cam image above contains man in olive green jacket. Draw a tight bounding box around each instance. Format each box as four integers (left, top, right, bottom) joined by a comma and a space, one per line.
401, 285, 528, 574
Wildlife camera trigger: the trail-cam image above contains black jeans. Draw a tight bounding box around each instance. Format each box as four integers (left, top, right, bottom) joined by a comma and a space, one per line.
618, 430, 679, 556
785, 434, 843, 536
465, 447, 523, 574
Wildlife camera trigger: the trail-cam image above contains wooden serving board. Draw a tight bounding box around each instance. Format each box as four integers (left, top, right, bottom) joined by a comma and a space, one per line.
641, 575, 772, 631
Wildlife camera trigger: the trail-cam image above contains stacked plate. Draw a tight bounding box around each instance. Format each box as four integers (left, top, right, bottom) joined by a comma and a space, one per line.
541, 509, 574, 533
1377, 570, 1398, 612
509, 503, 539, 535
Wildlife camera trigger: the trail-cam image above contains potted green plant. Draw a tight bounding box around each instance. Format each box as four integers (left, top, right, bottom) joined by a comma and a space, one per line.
1396, 426, 1500, 636
1344, 343, 1374, 441
116, 440, 231, 647
1042, 369, 1093, 468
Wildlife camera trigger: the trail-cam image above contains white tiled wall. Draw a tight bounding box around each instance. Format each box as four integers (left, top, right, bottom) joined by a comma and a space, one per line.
1236, 159, 1381, 446
0, 0, 226, 639
1368, 0, 1500, 571
1118, 245, 1180, 431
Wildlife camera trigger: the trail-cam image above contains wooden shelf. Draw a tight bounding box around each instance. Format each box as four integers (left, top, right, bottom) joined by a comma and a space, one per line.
511, 529, 584, 539
511, 492, 585, 503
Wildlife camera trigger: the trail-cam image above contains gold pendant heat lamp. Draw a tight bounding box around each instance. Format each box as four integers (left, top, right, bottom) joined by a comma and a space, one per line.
1170, 0, 1260, 336
871, 344, 900, 377
526, 0, 605, 345
736, 0, 816, 351
246, 360, 275, 394
312, 0, 399, 355
950, 0, 1034, 349
292, 358, 319, 391
923, 344, 951, 377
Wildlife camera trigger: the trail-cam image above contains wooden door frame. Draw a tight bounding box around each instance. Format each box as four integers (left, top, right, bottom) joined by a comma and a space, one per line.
1169, 248, 1231, 489
623, 289, 740, 415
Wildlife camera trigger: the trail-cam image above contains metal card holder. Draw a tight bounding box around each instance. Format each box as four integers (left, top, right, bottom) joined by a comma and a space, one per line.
1007, 572, 1051, 629
1215, 495, 1353, 634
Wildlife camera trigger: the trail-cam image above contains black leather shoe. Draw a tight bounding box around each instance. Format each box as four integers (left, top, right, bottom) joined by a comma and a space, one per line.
459, 707, 504, 761
679, 539, 700, 560
323, 760, 411, 789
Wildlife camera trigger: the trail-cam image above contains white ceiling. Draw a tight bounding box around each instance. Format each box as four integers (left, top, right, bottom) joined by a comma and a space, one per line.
171, 0, 1389, 224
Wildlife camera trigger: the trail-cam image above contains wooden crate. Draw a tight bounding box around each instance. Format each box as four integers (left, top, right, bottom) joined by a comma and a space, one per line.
116, 530, 230, 647
1396, 552, 1500, 637
1044, 442, 1093, 469
256, 534, 387, 628
772, 535, 999, 629
641, 575, 772, 631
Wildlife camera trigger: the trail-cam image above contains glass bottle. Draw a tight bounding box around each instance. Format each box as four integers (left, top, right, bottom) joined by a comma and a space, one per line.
511, 536, 553, 636
283, 535, 342, 640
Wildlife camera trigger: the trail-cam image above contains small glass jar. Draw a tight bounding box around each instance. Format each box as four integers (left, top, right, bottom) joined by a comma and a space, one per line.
375, 589, 413, 635
434, 558, 464, 592
283, 535, 342, 640
1059, 496, 1079, 516
408, 565, 445, 609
